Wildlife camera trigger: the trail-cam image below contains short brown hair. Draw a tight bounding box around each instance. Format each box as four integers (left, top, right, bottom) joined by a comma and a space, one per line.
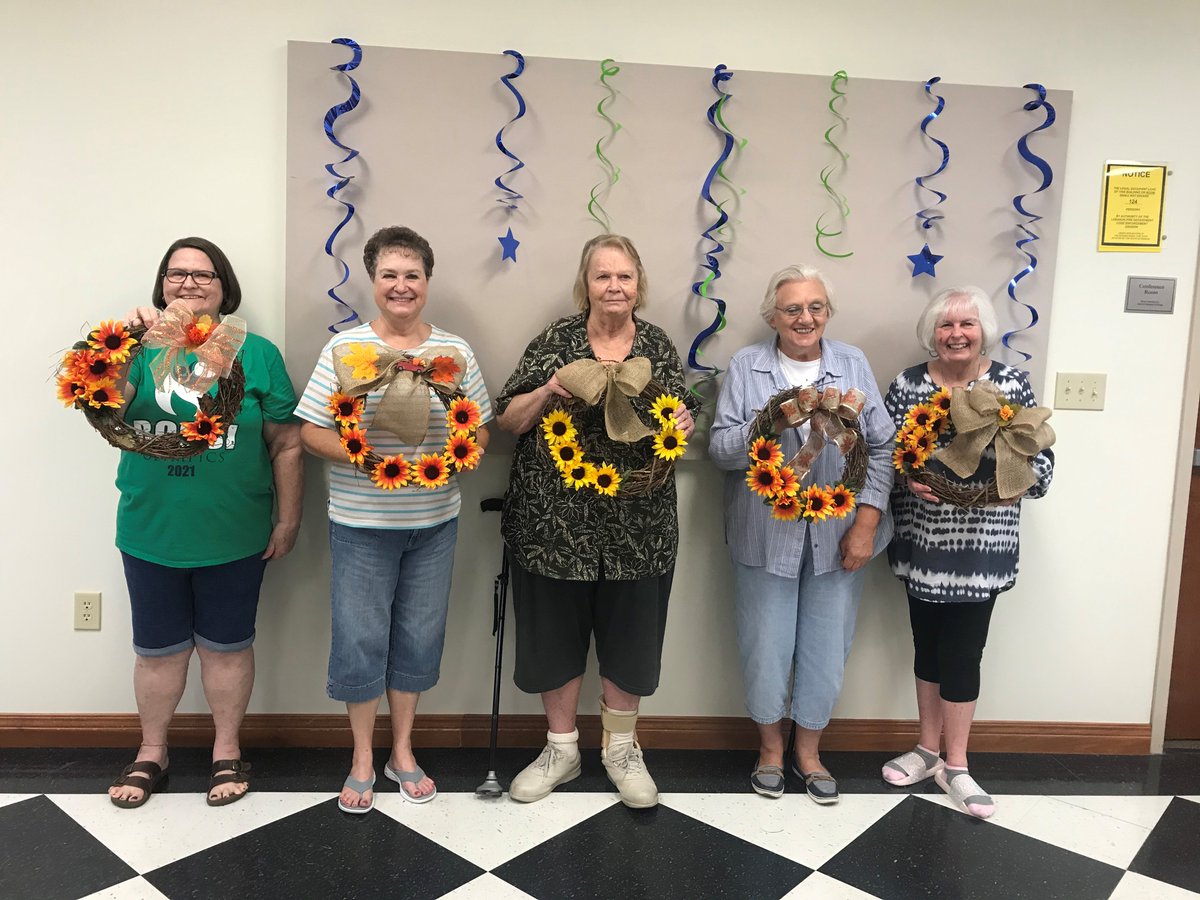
363, 226, 434, 279
151, 237, 242, 315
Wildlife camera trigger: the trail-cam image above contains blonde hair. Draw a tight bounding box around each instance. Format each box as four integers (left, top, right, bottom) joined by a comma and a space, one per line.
572, 234, 648, 312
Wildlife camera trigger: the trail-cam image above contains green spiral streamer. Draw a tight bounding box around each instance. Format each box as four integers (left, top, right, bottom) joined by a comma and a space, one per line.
587, 59, 622, 231
712, 99, 748, 244
815, 70, 853, 259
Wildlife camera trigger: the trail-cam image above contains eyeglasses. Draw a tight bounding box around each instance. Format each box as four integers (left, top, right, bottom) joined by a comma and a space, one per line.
163, 268, 218, 285
774, 303, 828, 319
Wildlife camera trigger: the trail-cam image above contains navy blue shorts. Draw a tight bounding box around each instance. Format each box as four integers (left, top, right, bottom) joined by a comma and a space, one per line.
120, 551, 267, 656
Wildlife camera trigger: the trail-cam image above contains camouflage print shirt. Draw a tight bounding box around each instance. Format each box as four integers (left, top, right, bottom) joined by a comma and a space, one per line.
496, 312, 693, 582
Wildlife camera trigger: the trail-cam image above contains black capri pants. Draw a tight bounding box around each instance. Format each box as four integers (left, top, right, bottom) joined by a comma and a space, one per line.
908, 593, 997, 703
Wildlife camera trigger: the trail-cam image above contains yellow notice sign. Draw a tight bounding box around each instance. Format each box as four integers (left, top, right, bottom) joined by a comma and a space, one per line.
1098, 161, 1167, 252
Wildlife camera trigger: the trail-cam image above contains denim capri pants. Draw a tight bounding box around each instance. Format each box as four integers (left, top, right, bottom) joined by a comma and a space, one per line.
732, 549, 865, 731
327, 518, 458, 703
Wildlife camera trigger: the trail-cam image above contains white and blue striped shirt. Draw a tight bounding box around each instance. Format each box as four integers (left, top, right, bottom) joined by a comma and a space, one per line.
296, 323, 493, 529
709, 337, 895, 579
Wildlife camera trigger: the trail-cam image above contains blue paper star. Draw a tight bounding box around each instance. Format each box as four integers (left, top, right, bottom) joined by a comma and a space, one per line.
498, 228, 520, 262
907, 243, 943, 277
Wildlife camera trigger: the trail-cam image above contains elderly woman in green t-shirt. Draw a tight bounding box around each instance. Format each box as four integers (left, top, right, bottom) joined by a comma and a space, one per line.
107, 237, 303, 809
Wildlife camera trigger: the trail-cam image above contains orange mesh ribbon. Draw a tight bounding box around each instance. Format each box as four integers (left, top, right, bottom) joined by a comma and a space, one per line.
141, 301, 247, 394
333, 344, 466, 446
934, 380, 1055, 499
555, 357, 654, 442
779, 386, 866, 481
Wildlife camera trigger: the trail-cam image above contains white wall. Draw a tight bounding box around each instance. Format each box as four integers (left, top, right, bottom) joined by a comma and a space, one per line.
6, 1, 1198, 732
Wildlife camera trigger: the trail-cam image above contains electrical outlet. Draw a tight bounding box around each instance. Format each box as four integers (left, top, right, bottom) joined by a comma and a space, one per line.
1054, 373, 1106, 410
74, 591, 101, 631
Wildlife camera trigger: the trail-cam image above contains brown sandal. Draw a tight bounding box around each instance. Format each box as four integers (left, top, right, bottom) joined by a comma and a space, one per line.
109, 760, 167, 809
207, 759, 251, 807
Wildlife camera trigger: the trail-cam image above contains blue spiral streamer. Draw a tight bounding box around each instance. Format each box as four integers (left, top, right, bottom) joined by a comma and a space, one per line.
494, 50, 527, 209
914, 76, 949, 231
1002, 83, 1056, 365
687, 64, 736, 377
322, 38, 363, 334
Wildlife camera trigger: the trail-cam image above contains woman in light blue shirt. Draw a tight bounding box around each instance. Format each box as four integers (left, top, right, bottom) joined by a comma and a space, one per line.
710, 264, 894, 804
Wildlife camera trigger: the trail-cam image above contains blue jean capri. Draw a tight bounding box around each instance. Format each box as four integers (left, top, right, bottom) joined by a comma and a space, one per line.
327, 518, 458, 703
121, 551, 267, 657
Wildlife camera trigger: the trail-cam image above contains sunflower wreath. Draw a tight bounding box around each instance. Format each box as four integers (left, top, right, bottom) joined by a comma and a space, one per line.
326, 342, 483, 491
57, 305, 246, 460
538, 372, 687, 499
893, 381, 1053, 507
743, 385, 868, 523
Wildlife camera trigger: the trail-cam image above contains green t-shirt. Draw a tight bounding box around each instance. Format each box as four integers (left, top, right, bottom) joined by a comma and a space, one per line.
115, 332, 298, 567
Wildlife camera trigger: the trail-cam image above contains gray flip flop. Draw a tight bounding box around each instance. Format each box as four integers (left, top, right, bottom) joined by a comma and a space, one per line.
338, 772, 376, 814
386, 762, 437, 804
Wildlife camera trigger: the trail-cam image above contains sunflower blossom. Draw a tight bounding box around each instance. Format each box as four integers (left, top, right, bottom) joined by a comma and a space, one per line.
904, 403, 937, 431
771, 495, 804, 522
446, 397, 482, 435
181, 410, 223, 445
562, 462, 597, 491
88, 321, 138, 363
540, 410, 577, 445
412, 453, 450, 489
802, 485, 835, 522
551, 441, 583, 471
828, 484, 856, 518
446, 433, 482, 471
745, 463, 783, 498
652, 427, 687, 461
649, 394, 684, 428
929, 388, 953, 417
327, 392, 364, 427
82, 379, 124, 410
748, 436, 784, 469
340, 427, 372, 464
371, 455, 410, 490
592, 463, 621, 496
774, 466, 801, 498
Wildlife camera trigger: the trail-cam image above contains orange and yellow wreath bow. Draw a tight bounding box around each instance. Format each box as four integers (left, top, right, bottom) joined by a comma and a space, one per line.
141, 301, 247, 394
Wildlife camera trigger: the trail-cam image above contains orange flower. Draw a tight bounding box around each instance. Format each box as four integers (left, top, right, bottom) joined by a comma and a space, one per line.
748, 436, 784, 468
998, 404, 1016, 423
185, 315, 214, 347
771, 495, 804, 522
371, 455, 410, 490
81, 379, 124, 409
828, 484, 856, 518
326, 392, 364, 427
774, 466, 801, 498
904, 403, 937, 431
892, 445, 928, 472
181, 410, 223, 445
428, 355, 461, 385
446, 433, 481, 470
900, 427, 935, 455
802, 485, 835, 522
70, 349, 118, 383
56, 373, 87, 406
929, 388, 953, 417
413, 453, 450, 489
446, 397, 482, 435
340, 427, 372, 464
88, 320, 138, 363
927, 414, 949, 437
746, 463, 783, 498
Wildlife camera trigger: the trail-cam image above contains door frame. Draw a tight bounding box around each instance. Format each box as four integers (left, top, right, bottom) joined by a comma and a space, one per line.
1152, 240, 1200, 751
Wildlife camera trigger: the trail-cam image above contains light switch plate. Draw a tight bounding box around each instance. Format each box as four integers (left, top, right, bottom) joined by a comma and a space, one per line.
1054, 373, 1106, 410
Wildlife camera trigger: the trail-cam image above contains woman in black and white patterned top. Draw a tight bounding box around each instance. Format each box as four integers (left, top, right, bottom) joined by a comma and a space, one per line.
879, 286, 1053, 819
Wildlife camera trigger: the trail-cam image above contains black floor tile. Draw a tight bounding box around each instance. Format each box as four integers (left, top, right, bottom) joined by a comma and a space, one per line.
143, 797, 484, 900
493, 801, 811, 900
1056, 749, 1200, 796
0, 795, 137, 900
1128, 796, 1200, 894
820, 795, 1125, 900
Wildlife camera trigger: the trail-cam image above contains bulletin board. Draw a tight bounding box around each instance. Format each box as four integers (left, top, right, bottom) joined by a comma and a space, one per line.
284, 41, 1071, 444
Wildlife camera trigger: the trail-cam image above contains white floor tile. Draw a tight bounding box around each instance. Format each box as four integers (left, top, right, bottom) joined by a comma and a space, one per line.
993, 795, 1152, 868
1051, 795, 1173, 830
0, 793, 36, 810
80, 876, 170, 900
1182, 796, 1200, 805
782, 870, 881, 898
375, 792, 618, 871
661, 792, 904, 870
440, 873, 538, 899
50, 792, 331, 873
912, 791, 1043, 825
1109, 870, 1200, 899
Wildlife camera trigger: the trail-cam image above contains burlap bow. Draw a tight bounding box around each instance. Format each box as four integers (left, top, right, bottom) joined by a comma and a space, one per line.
934, 380, 1055, 499
781, 386, 866, 481
332, 344, 466, 446
555, 357, 654, 442
141, 300, 246, 394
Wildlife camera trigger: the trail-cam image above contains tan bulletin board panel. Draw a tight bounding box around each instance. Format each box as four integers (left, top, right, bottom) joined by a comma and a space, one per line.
285, 42, 1070, 444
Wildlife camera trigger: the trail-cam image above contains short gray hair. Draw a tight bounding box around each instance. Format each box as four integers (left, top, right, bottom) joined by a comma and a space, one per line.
916, 285, 999, 354
758, 265, 837, 324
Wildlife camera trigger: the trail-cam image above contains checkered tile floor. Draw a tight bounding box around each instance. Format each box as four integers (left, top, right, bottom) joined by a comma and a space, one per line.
1, 748, 1197, 899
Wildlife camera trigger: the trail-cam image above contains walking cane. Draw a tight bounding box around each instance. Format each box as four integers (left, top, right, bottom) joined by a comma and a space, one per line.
476, 497, 508, 798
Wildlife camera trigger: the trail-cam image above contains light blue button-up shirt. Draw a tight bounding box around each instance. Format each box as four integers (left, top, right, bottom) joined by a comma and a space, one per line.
709, 337, 896, 579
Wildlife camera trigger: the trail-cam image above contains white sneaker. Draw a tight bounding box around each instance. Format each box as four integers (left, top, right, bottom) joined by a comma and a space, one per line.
509, 742, 581, 803
602, 741, 658, 808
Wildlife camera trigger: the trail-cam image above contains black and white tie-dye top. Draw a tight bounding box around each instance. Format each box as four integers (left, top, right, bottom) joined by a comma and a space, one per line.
884, 361, 1055, 603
